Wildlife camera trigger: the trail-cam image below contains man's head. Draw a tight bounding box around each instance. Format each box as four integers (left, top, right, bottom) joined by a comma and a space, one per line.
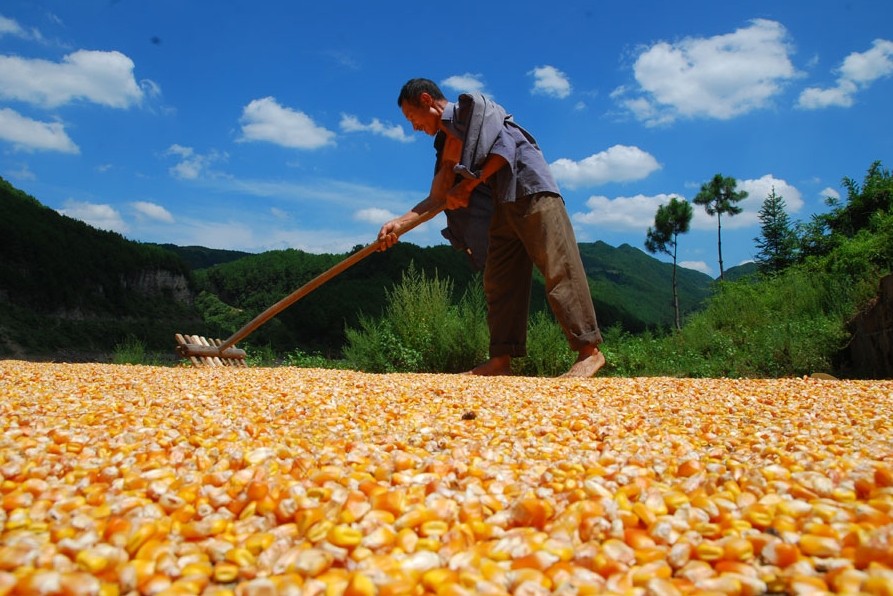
398, 78, 446, 136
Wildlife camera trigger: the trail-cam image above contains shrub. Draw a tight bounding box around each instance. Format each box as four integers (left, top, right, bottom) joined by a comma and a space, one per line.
343, 264, 488, 373
112, 335, 154, 365
282, 349, 346, 369
512, 310, 574, 377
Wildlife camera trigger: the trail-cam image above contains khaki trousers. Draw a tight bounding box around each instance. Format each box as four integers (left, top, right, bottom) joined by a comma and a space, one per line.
484, 193, 602, 358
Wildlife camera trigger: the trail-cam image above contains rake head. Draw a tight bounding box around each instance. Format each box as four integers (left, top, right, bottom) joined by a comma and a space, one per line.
175, 334, 248, 367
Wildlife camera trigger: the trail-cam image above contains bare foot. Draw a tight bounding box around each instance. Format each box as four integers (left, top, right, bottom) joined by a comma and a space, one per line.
561, 346, 606, 378
464, 355, 512, 376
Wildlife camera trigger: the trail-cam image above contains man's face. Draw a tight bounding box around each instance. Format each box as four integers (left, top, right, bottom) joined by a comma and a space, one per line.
401, 93, 439, 136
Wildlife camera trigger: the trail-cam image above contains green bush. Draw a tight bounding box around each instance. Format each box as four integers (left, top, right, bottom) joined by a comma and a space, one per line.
112, 335, 156, 365
512, 310, 575, 377
343, 264, 487, 373
244, 343, 279, 367
282, 349, 346, 369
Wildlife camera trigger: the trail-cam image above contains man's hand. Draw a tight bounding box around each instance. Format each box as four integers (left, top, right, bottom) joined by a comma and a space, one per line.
377, 216, 413, 251
445, 178, 478, 210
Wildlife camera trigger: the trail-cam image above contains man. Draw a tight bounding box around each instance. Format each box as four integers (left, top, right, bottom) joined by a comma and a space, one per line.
379, 78, 605, 377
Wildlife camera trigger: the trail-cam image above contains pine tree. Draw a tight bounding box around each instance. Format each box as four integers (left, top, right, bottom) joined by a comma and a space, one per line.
754, 187, 797, 275
645, 197, 693, 330
693, 174, 748, 281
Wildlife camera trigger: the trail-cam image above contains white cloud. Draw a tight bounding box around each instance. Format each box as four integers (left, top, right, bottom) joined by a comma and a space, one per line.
733, 175, 803, 228
0, 50, 144, 109
687, 174, 803, 231
0, 15, 26, 38
616, 19, 797, 125
4, 163, 36, 181
57, 200, 128, 233
162, 218, 378, 254
797, 39, 893, 109
573, 193, 683, 231
354, 207, 397, 225
820, 186, 840, 201
340, 114, 413, 143
164, 144, 226, 180
139, 78, 163, 101
529, 65, 572, 99
441, 73, 486, 94
131, 201, 174, 223
167, 220, 257, 252
270, 207, 290, 220
797, 83, 857, 109
0, 108, 79, 153
571, 176, 802, 237
551, 145, 661, 189
679, 260, 712, 275
239, 97, 335, 149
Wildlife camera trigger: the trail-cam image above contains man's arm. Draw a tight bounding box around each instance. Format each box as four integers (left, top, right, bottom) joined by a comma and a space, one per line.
444, 152, 507, 210
378, 135, 463, 248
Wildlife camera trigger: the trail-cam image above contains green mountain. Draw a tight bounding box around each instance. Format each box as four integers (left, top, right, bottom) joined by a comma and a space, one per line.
579, 242, 714, 332
0, 176, 716, 359
0, 177, 205, 358
723, 261, 759, 281
156, 244, 252, 270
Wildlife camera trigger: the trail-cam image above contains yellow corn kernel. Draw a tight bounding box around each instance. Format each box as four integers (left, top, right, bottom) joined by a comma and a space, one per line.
799, 534, 841, 558
126, 522, 157, 556
722, 537, 754, 561
695, 541, 724, 562
420, 520, 449, 538
224, 547, 256, 567
180, 561, 213, 578
213, 562, 239, 583
76, 549, 111, 574
344, 571, 377, 596
416, 537, 442, 552
243, 532, 275, 555
306, 520, 334, 543
328, 524, 363, 548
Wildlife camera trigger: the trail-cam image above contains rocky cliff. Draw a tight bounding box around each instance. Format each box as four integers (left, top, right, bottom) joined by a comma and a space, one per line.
125, 269, 193, 305
841, 274, 893, 379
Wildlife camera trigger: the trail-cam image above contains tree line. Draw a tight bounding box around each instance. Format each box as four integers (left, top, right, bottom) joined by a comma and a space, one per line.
644, 161, 892, 330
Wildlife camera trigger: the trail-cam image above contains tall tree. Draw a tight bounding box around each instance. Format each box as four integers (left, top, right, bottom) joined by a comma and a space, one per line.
645, 197, 693, 330
797, 161, 893, 261
754, 187, 797, 275
834, 160, 893, 237
693, 174, 748, 281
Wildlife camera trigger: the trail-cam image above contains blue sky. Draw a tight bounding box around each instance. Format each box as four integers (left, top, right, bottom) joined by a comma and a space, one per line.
1, 1, 891, 276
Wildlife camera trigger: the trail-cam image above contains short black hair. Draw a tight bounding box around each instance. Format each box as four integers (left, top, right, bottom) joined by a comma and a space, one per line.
397, 78, 446, 107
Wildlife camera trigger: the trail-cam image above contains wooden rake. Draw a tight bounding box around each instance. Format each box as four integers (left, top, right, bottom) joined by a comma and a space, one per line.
174, 204, 445, 367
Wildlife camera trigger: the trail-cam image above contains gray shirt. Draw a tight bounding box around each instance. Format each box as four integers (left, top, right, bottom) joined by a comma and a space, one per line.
441, 93, 561, 203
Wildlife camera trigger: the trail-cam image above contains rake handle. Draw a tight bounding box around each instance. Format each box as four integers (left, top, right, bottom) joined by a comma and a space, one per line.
216, 202, 445, 352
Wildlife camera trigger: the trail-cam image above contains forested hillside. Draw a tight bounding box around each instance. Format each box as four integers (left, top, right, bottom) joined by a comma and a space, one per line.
0, 177, 203, 357
578, 242, 713, 332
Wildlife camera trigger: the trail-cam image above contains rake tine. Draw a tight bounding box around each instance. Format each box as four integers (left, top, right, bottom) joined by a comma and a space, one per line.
174, 333, 247, 367
174, 333, 202, 367
197, 335, 222, 367
212, 337, 244, 367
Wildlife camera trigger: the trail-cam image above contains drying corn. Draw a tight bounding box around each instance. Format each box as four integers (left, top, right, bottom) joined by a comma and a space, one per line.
1, 361, 892, 595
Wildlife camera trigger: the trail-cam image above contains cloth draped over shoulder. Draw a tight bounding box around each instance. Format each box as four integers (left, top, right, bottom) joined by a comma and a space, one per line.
435, 129, 492, 271
452, 92, 509, 182
449, 91, 558, 204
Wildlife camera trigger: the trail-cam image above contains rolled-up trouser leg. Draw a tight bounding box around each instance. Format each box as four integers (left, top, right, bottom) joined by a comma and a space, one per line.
517, 193, 602, 351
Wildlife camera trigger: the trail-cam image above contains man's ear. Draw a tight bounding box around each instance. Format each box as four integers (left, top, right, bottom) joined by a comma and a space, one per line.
419, 92, 432, 107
